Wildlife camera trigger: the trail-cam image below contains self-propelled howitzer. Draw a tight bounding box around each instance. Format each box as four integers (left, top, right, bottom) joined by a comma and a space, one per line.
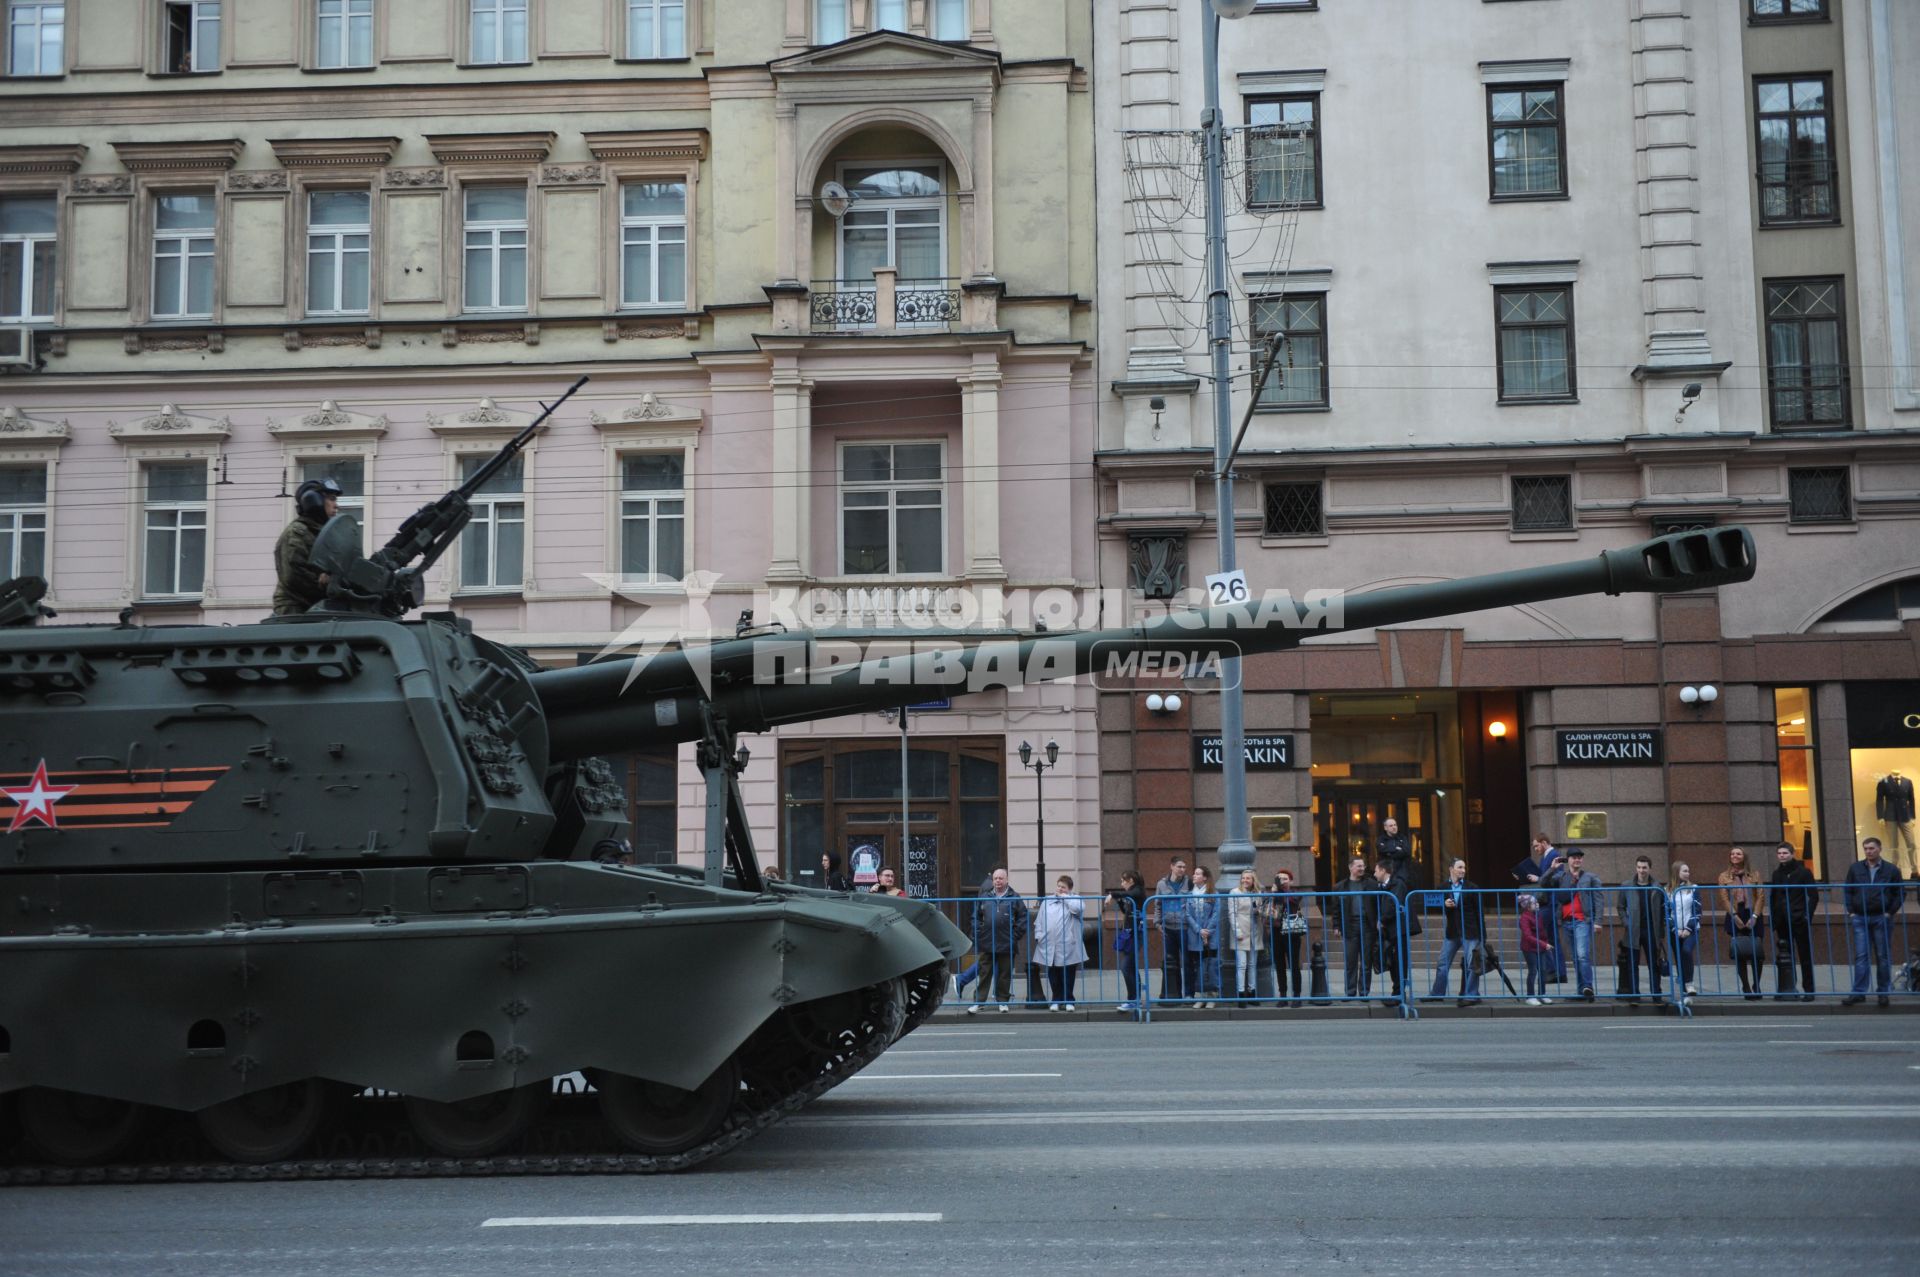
0, 513, 1753, 1182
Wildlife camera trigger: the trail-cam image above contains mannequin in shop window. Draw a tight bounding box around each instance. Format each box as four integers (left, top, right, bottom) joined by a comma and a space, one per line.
1876, 772, 1917, 872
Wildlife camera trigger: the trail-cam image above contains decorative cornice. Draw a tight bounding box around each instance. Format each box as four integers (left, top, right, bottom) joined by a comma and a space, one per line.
225, 170, 289, 192
427, 397, 543, 434
1479, 58, 1573, 85
768, 30, 1001, 76
0, 144, 87, 176
602, 317, 700, 341
108, 404, 232, 443
111, 139, 245, 172
268, 136, 402, 169
383, 166, 445, 189
589, 394, 704, 429
124, 330, 226, 355
267, 399, 390, 439
70, 174, 132, 196
539, 163, 604, 186
424, 131, 555, 166
0, 406, 71, 444
582, 129, 709, 162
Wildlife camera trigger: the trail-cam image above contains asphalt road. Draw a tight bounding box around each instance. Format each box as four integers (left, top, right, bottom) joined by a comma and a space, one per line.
4, 1017, 1918, 1276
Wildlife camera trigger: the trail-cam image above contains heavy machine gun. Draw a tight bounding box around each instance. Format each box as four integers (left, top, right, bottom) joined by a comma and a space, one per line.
310, 375, 588, 618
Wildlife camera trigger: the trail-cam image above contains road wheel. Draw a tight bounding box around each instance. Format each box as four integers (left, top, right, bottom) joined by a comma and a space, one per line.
17, 1088, 147, 1166
405, 1082, 549, 1158
196, 1079, 331, 1164
597, 1057, 740, 1156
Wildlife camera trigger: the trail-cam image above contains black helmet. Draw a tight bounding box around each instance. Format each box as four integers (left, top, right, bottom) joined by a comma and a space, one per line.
294, 477, 343, 520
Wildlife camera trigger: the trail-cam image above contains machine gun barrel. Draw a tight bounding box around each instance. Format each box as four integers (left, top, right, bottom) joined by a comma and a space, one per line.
535, 526, 1756, 762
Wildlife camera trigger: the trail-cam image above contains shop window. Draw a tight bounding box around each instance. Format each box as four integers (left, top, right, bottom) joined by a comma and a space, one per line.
1263, 480, 1324, 538
1787, 466, 1850, 524
1772, 687, 1821, 876
1843, 682, 1920, 877
1511, 474, 1573, 531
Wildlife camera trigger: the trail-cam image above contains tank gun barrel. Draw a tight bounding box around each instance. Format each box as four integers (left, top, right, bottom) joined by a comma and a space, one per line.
536, 526, 1755, 761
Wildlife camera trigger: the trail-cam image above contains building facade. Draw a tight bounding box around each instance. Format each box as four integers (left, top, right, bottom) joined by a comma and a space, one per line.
0, 0, 1100, 898
1092, 0, 1920, 890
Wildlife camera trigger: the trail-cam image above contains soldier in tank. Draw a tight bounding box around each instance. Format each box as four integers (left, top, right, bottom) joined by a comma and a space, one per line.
273, 477, 342, 616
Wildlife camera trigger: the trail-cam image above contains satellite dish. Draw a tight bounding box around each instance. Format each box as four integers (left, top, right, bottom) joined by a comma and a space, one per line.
819, 180, 852, 219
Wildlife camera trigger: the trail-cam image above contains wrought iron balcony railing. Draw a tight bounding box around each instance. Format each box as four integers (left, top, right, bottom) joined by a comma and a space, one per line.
809, 278, 961, 332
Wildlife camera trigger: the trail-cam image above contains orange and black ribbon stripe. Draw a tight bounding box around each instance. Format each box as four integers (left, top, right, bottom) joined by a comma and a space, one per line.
0, 766, 229, 831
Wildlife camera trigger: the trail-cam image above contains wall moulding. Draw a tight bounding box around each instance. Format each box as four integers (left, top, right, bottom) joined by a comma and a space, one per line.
107, 404, 232, 443
588, 394, 704, 429
70, 174, 133, 196
0, 406, 71, 444
225, 170, 290, 192
383, 167, 446, 189
269, 137, 403, 169
424, 132, 557, 166
539, 163, 605, 186
582, 130, 710, 162
111, 140, 245, 172
428, 397, 545, 435
267, 401, 390, 439
0, 144, 88, 175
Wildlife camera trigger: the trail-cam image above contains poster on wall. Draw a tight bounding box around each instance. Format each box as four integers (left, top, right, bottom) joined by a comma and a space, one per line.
905, 835, 938, 897
847, 838, 882, 887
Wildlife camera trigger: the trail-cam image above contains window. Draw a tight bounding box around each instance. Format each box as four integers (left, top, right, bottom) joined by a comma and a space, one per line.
299, 457, 364, 520
1750, 0, 1826, 21
626, 750, 678, 864
0, 464, 46, 579
7, 1, 62, 76
1263, 481, 1323, 538
874, 0, 906, 31
463, 186, 527, 312
620, 453, 685, 582
1787, 467, 1850, 525
1488, 84, 1565, 200
1251, 294, 1328, 409
162, 0, 220, 74
814, 0, 847, 44
458, 453, 524, 589
1771, 687, 1821, 876
1511, 475, 1573, 531
306, 190, 370, 316
1765, 277, 1849, 429
1756, 75, 1838, 225
840, 442, 943, 576
620, 181, 686, 308
626, 0, 684, 58
1494, 285, 1575, 401
1246, 95, 1319, 208
931, 0, 967, 40
316, 0, 372, 68
152, 193, 215, 320
470, 0, 526, 64
143, 461, 207, 598
838, 164, 944, 290
0, 194, 55, 321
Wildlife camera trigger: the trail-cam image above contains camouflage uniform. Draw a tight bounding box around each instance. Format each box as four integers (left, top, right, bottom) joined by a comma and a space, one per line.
272, 514, 327, 615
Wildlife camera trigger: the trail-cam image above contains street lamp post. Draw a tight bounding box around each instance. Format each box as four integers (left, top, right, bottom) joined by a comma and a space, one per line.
1019, 739, 1059, 1005
1203, 0, 1258, 878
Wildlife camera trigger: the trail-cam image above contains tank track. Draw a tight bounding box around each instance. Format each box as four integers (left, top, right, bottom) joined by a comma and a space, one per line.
0, 964, 944, 1187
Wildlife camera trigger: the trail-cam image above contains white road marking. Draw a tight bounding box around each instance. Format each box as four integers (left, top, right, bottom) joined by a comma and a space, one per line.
885, 1048, 1070, 1055
1603, 1022, 1815, 1030
1765, 1040, 1919, 1047
790, 1104, 1920, 1128
481, 1213, 943, 1228
847, 1072, 1064, 1081
912, 1030, 1019, 1037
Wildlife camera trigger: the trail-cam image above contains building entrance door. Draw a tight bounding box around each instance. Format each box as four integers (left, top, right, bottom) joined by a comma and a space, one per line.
1312, 789, 1447, 890
840, 814, 943, 896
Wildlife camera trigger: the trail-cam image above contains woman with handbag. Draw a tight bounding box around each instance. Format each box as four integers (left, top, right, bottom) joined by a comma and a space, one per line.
1106, 870, 1147, 1012
1270, 870, 1308, 1007
1227, 870, 1269, 1002
1725, 900, 1767, 999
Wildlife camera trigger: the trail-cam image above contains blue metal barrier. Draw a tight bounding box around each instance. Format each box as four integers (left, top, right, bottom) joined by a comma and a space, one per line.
1677, 879, 1914, 1007
914, 893, 1148, 1016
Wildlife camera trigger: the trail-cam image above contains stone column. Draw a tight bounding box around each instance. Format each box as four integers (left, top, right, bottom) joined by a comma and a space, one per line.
775, 104, 802, 286
768, 362, 813, 581
969, 97, 995, 280
1632, 0, 1713, 368
959, 352, 1006, 581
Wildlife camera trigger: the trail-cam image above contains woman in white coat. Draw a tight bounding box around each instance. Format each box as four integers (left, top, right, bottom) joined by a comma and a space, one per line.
1227, 869, 1269, 1001
1033, 874, 1090, 1010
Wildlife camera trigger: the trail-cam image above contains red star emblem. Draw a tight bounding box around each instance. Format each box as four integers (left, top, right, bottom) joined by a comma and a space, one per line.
3, 760, 76, 833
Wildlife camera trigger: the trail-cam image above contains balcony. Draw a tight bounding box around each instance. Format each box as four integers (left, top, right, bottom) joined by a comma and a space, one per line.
809, 272, 963, 333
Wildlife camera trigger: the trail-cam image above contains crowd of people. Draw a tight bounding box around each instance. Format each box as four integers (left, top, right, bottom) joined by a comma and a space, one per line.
922, 831, 1913, 1013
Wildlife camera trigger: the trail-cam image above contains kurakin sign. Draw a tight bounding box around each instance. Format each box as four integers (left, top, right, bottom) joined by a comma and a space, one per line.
1193, 734, 1294, 771
1556, 729, 1663, 766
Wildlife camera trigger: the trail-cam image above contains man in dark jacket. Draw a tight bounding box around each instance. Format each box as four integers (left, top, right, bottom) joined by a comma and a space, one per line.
1842, 838, 1904, 1007
272, 478, 341, 615
1769, 842, 1818, 1002
1618, 855, 1668, 1003
1329, 855, 1373, 999
1152, 857, 1191, 1002
1372, 858, 1421, 1007
1428, 858, 1484, 1006
1376, 818, 1413, 884
968, 868, 1027, 1013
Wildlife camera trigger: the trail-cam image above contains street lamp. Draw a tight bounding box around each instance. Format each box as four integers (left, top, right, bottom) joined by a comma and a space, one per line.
1203, 0, 1257, 877
1018, 739, 1060, 1006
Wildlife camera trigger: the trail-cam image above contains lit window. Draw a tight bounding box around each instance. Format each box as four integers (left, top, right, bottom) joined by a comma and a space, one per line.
620, 181, 687, 308
152, 193, 215, 320
316, 0, 372, 68
143, 461, 208, 597
162, 0, 220, 74
0, 194, 56, 321
0, 463, 47, 579
620, 453, 685, 582
306, 190, 371, 316
463, 186, 527, 312
470, 0, 527, 64
840, 442, 943, 576
459, 453, 524, 589
7, 1, 63, 76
